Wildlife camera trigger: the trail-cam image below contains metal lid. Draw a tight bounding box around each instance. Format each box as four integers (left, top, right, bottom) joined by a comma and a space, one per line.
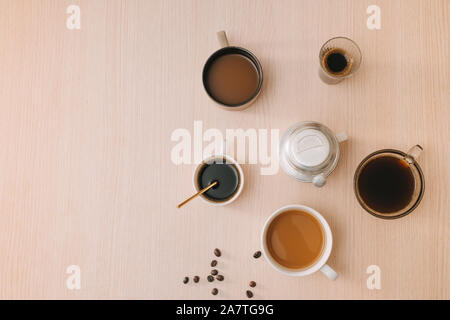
279, 121, 344, 187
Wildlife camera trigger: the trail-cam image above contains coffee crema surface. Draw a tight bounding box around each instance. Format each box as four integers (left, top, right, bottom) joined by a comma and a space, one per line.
197, 159, 240, 202
321, 48, 352, 76
204, 53, 259, 106
266, 210, 325, 270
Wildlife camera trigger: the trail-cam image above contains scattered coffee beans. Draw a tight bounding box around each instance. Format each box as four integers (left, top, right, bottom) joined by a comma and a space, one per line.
183, 248, 231, 296
246, 290, 254, 298
253, 251, 262, 259
249, 281, 256, 288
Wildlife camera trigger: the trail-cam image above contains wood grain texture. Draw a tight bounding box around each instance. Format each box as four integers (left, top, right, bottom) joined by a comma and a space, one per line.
0, 0, 448, 299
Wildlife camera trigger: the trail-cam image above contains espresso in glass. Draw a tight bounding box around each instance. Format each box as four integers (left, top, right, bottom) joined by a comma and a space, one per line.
266, 210, 325, 270
318, 37, 361, 84
321, 48, 352, 77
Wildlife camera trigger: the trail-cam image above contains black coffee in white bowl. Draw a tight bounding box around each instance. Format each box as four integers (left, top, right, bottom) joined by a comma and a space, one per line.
193, 155, 244, 206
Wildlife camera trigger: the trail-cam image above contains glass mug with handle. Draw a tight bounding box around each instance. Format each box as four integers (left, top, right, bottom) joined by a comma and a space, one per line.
354, 145, 425, 219
261, 205, 338, 280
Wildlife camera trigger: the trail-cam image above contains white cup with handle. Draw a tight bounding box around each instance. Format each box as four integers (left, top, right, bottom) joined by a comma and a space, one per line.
261, 204, 338, 280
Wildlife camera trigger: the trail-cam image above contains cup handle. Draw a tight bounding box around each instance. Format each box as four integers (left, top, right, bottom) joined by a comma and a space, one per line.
217, 31, 229, 48
405, 145, 423, 164
312, 174, 326, 188
335, 132, 348, 143
320, 264, 338, 280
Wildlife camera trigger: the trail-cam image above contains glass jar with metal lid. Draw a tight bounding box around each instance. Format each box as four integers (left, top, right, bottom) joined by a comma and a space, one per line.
279, 121, 348, 187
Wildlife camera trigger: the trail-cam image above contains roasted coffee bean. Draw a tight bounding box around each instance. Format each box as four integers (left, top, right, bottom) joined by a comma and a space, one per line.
211, 288, 218, 296
207, 275, 214, 282
253, 251, 262, 259
249, 281, 256, 288
216, 275, 224, 281
246, 290, 254, 298
211, 269, 218, 276
211, 260, 218, 267
193, 276, 200, 283
183, 277, 189, 284
214, 248, 222, 257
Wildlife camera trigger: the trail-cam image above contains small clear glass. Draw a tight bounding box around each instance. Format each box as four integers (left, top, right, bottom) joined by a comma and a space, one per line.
318, 37, 362, 84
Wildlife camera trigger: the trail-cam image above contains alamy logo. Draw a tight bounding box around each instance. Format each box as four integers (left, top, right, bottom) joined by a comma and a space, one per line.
366, 5, 381, 30
366, 265, 381, 290
66, 5, 81, 30
66, 265, 81, 290
171, 121, 280, 175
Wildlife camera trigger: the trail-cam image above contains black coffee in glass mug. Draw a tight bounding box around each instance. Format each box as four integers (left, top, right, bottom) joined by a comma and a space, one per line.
354, 145, 425, 219
357, 156, 415, 213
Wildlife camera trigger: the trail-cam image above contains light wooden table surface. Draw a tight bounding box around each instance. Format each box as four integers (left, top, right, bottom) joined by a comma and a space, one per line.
0, 0, 448, 300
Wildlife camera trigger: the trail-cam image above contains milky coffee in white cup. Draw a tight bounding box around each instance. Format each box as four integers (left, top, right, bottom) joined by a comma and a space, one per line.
261, 205, 338, 280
